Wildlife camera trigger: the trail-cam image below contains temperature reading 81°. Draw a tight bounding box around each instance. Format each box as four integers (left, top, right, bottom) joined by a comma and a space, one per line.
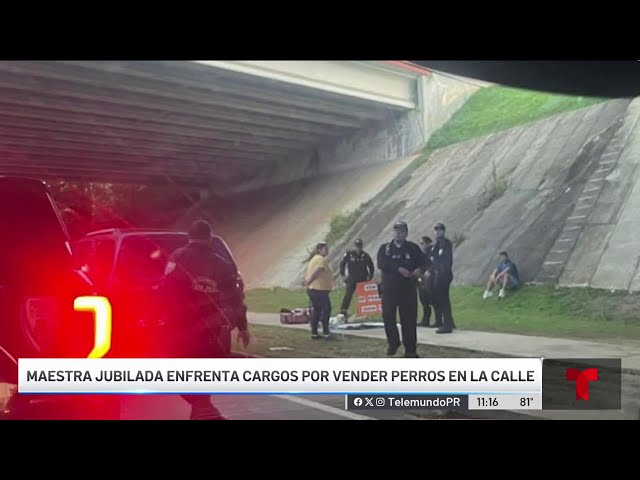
520, 397, 534, 407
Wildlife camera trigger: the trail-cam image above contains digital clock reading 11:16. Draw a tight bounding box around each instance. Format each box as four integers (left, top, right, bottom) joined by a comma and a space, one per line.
477, 397, 499, 408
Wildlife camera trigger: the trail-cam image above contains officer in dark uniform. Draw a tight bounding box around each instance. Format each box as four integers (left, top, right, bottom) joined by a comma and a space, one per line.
430, 223, 455, 334
376, 221, 427, 358
339, 238, 375, 317
417, 236, 433, 327
160, 219, 251, 420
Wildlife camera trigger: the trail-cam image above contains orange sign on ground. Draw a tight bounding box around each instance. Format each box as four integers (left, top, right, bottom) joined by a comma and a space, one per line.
355, 281, 382, 316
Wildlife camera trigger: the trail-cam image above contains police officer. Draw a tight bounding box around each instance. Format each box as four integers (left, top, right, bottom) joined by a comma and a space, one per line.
161, 219, 251, 420
417, 236, 433, 327
339, 238, 375, 317
430, 223, 455, 334
376, 221, 427, 358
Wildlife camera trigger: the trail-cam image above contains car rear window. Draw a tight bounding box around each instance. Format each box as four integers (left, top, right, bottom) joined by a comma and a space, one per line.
114, 234, 189, 285
113, 234, 235, 286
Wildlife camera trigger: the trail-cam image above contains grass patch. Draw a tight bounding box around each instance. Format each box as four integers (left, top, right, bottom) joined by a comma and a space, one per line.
303, 201, 370, 263
325, 201, 370, 246
428, 85, 605, 150
246, 285, 640, 342
243, 324, 505, 359
413, 85, 606, 169
450, 285, 640, 341
244, 286, 384, 322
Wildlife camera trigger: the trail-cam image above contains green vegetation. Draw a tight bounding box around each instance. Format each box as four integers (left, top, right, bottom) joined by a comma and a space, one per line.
414, 85, 606, 168
242, 324, 504, 359
325, 201, 370, 246
429, 85, 605, 150
303, 87, 606, 262
303, 201, 371, 263
246, 285, 640, 343
246, 287, 350, 316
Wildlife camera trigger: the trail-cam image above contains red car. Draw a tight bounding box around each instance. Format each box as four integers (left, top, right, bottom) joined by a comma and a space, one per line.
0, 177, 118, 419
0, 177, 105, 360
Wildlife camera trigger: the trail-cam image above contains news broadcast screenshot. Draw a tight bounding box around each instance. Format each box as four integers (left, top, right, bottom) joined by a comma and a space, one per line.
0, 60, 638, 421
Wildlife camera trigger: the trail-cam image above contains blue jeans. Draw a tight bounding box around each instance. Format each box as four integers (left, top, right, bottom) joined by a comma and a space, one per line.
501, 274, 519, 290
307, 289, 331, 335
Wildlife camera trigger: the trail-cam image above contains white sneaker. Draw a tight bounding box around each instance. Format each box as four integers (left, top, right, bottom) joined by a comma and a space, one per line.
483, 290, 493, 299
498, 289, 505, 299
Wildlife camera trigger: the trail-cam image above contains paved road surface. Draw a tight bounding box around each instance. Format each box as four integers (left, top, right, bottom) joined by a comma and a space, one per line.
119, 393, 380, 420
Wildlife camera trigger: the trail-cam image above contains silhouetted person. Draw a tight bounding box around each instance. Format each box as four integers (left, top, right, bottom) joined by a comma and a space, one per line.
417, 236, 433, 327
430, 223, 455, 334
339, 238, 374, 318
160, 219, 250, 420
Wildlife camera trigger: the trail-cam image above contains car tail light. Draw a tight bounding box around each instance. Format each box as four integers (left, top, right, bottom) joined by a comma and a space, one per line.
74, 296, 112, 359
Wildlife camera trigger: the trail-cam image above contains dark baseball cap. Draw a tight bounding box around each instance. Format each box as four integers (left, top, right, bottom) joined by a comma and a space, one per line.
393, 221, 408, 232
434, 223, 446, 231
354, 238, 363, 246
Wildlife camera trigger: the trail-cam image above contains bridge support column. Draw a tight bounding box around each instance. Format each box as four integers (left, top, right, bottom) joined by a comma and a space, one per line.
416, 74, 431, 142
415, 72, 481, 144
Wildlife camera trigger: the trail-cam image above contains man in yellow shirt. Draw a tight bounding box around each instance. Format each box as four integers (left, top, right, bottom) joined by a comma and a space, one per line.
302, 242, 333, 339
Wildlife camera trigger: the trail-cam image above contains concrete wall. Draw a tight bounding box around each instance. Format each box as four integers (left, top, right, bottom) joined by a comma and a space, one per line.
179, 73, 479, 288
226, 72, 480, 194
199, 61, 419, 108
179, 155, 417, 290
312, 73, 479, 176
418, 72, 484, 144
182, 87, 640, 293
321, 99, 637, 291
559, 98, 640, 291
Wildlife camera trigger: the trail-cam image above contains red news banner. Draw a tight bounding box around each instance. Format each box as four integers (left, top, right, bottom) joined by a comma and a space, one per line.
356, 281, 382, 316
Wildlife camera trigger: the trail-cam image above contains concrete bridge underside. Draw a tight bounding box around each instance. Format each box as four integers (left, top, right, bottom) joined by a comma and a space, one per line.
0, 61, 425, 191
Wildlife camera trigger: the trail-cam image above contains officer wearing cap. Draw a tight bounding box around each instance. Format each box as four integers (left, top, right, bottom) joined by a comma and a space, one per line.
339, 238, 374, 318
376, 221, 427, 358
161, 219, 251, 419
430, 223, 455, 334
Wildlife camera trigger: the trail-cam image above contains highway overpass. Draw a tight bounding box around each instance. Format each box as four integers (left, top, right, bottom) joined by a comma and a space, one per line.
0, 61, 436, 193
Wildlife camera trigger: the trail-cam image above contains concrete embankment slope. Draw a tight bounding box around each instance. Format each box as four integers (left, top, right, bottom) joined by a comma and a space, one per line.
171, 72, 481, 289
323, 98, 640, 291
178, 155, 416, 290
557, 99, 640, 291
